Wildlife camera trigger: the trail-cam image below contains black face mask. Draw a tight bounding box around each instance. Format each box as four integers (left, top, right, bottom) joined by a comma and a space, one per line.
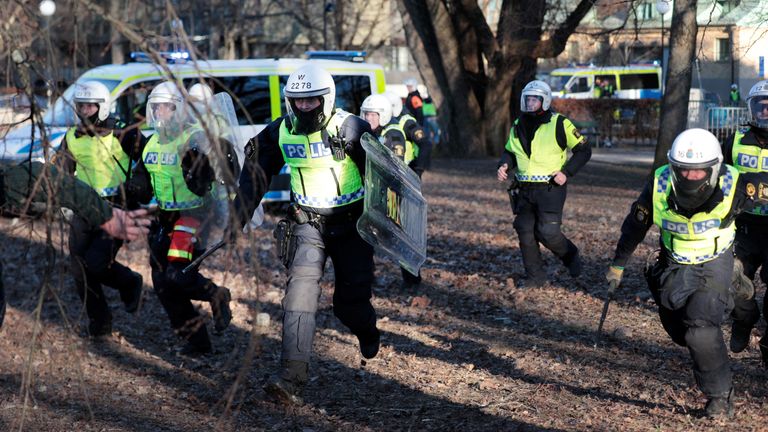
290, 99, 327, 134
670, 165, 716, 210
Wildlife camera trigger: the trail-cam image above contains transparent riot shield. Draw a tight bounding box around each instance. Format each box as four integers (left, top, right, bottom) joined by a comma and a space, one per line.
357, 132, 427, 275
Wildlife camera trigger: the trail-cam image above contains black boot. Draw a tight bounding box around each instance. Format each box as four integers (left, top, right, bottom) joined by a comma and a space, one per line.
180, 327, 212, 356
730, 322, 752, 353
264, 360, 308, 406
357, 327, 380, 359
87, 319, 112, 338
563, 247, 582, 277
705, 389, 734, 419
210, 287, 232, 332
121, 271, 144, 313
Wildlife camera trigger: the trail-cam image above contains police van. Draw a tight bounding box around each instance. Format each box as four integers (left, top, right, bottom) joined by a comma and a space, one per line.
0, 52, 386, 202
549, 65, 662, 100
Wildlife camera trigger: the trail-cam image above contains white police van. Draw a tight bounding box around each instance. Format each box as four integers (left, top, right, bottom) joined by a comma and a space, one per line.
0, 51, 386, 203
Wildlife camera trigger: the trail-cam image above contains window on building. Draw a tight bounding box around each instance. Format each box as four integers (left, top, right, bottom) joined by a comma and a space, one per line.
716, 38, 731, 62
640, 2, 654, 20
716, 0, 738, 13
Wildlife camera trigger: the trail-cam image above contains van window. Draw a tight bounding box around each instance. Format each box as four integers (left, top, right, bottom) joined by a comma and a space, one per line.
44, 78, 122, 126
569, 77, 590, 93
209, 76, 271, 125
620, 73, 659, 90
114, 80, 159, 126
279, 75, 372, 115
550, 75, 572, 92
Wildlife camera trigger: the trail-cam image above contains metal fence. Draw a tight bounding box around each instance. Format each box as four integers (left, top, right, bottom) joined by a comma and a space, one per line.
706, 106, 749, 142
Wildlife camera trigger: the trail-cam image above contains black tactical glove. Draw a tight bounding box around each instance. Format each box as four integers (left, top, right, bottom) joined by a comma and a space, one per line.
181, 148, 215, 196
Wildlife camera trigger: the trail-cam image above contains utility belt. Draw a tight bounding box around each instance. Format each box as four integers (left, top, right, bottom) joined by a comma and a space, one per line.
518, 180, 555, 189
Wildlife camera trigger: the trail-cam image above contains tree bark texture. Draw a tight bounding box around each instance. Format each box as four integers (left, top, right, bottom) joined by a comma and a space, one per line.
653, 0, 698, 170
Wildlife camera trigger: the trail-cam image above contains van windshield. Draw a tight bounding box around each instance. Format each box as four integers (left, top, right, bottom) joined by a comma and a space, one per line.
549, 75, 572, 92
43, 79, 122, 126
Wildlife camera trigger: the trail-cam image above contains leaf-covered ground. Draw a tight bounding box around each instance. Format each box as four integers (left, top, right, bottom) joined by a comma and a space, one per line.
1, 155, 768, 431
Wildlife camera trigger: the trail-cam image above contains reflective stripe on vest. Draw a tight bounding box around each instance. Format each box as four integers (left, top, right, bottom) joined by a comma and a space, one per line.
397, 115, 419, 164
142, 130, 205, 211
66, 128, 129, 197
278, 110, 364, 209
505, 113, 567, 182
652, 165, 738, 264
731, 130, 768, 215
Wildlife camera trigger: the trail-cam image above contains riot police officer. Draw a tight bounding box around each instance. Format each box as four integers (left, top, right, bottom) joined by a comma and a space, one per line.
232, 64, 379, 405
128, 81, 233, 355
0, 162, 151, 329
606, 128, 768, 418
496, 80, 591, 287
56, 81, 145, 337
382, 90, 431, 289
722, 80, 768, 363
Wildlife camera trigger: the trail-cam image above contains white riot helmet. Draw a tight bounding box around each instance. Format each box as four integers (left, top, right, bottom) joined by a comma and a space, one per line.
360, 94, 393, 129
284, 64, 336, 134
73, 81, 111, 123
189, 83, 213, 109
383, 90, 403, 118
520, 80, 552, 112
731, 83, 738, 90
747, 80, 768, 129
404, 78, 418, 90
146, 81, 186, 138
667, 128, 723, 209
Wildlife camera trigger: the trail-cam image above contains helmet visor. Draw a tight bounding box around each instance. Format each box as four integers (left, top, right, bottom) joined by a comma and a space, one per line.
670, 164, 717, 209
749, 95, 768, 128
521, 94, 543, 113
284, 86, 330, 99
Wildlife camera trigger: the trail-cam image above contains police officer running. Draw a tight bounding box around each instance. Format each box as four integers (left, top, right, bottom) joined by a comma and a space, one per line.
496, 80, 591, 287
56, 81, 145, 337
128, 81, 233, 355
382, 90, 432, 288
606, 128, 768, 418
722, 80, 768, 364
0, 162, 151, 329
232, 64, 380, 405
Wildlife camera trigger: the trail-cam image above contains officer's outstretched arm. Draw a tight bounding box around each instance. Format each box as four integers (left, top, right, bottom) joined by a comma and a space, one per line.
611, 181, 654, 269
232, 120, 279, 230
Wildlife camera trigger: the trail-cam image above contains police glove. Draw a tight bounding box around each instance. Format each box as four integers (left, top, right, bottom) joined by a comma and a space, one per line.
181, 148, 215, 196
605, 265, 624, 287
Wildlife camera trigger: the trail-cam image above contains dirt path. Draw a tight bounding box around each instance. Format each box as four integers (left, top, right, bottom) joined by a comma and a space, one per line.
1, 158, 767, 431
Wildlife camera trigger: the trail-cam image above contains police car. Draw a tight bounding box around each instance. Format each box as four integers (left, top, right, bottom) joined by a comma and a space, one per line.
0, 51, 386, 203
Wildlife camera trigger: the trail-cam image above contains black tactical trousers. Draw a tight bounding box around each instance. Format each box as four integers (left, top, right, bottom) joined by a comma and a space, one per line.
69, 215, 138, 328
148, 219, 218, 348
646, 250, 734, 397
280, 218, 376, 363
732, 225, 768, 334
512, 183, 578, 280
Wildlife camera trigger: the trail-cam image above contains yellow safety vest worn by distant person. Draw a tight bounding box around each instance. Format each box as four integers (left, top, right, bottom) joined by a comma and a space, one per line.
730, 129, 768, 215
505, 113, 584, 182
278, 110, 364, 208
65, 128, 130, 197
652, 164, 738, 264
397, 114, 420, 164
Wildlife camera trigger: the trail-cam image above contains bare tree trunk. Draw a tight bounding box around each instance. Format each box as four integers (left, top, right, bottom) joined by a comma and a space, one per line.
397, 0, 484, 156
654, 0, 698, 169
109, 0, 124, 64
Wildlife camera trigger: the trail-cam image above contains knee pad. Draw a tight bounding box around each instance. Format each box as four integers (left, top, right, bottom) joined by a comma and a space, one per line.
535, 221, 563, 243
684, 324, 721, 349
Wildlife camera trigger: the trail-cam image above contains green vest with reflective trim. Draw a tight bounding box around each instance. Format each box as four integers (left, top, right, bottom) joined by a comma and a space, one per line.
142, 130, 205, 211
505, 113, 567, 182
397, 114, 419, 164
423, 102, 436, 117
730, 130, 768, 215
66, 127, 129, 197
278, 110, 364, 208
652, 164, 738, 264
